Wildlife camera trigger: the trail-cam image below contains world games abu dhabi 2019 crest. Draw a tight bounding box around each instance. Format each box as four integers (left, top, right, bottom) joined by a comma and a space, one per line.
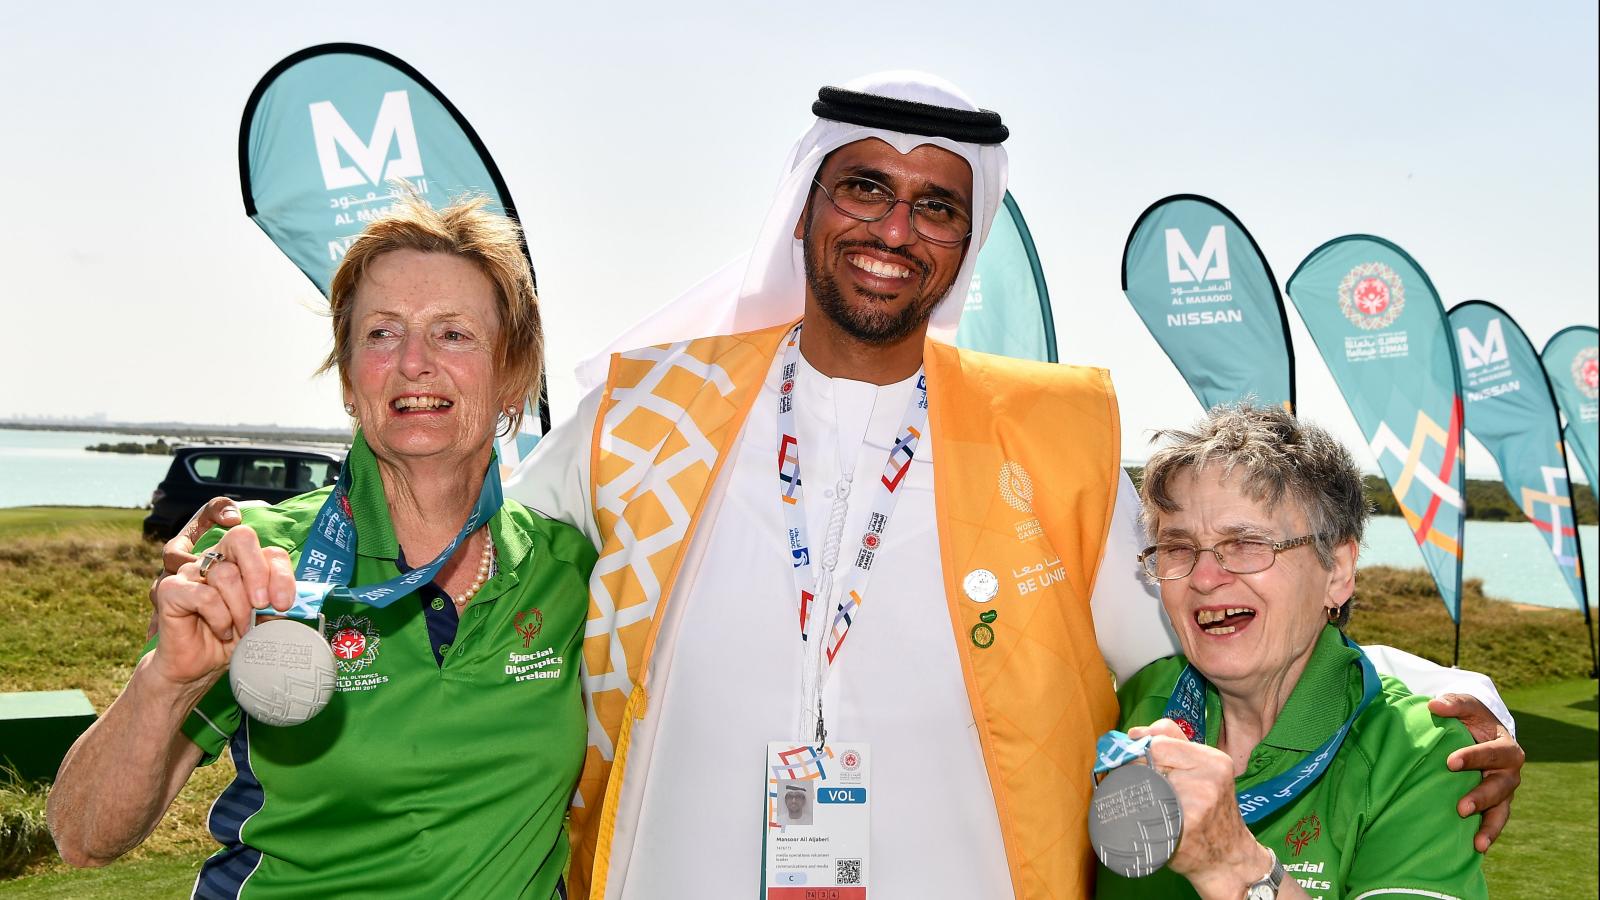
998, 461, 1034, 513
1337, 262, 1406, 330
328, 615, 381, 673
1574, 347, 1599, 400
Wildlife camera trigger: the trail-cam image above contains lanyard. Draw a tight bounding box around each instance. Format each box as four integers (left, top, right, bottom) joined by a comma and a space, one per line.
1095, 635, 1379, 824
777, 323, 928, 744
279, 434, 503, 621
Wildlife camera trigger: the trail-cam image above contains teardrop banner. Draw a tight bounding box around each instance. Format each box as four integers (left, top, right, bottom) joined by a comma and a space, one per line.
238, 43, 549, 467
1286, 236, 1466, 658
1541, 325, 1599, 493
1449, 302, 1592, 668
955, 192, 1057, 362
1121, 194, 1295, 412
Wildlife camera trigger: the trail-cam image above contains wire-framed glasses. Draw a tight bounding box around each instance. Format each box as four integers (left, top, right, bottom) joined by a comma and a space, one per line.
811, 175, 972, 245
1137, 534, 1323, 581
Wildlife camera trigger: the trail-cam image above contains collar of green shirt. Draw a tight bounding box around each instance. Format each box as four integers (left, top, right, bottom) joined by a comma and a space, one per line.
343, 430, 532, 573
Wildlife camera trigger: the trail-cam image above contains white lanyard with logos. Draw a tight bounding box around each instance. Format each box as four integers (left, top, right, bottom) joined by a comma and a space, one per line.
776, 322, 928, 745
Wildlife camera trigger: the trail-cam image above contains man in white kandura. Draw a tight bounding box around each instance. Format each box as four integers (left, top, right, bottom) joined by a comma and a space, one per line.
168, 71, 1523, 900
506, 72, 1523, 899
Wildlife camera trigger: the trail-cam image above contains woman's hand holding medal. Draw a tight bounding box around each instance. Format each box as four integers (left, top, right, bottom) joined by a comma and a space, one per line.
1133, 718, 1283, 899
149, 525, 297, 690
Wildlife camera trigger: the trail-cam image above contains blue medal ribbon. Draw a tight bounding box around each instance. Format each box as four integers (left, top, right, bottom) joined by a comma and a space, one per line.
1095, 634, 1380, 824
277, 432, 503, 620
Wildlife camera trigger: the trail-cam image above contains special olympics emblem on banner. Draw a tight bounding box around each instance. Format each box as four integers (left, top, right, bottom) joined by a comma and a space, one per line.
1574, 347, 1599, 400
1338, 262, 1406, 330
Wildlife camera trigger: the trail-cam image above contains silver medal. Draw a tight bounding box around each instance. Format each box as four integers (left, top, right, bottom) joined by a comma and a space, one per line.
229, 616, 336, 727
1088, 763, 1183, 878
962, 568, 999, 603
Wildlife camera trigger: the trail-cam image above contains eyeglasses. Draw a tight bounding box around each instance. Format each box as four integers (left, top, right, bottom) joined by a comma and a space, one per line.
1137, 534, 1323, 581
811, 176, 972, 245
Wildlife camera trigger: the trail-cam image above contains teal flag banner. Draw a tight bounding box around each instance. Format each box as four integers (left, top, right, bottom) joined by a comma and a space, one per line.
1287, 236, 1466, 631
956, 192, 1057, 362
1121, 195, 1294, 411
1541, 326, 1600, 492
1450, 302, 1589, 620
239, 43, 547, 464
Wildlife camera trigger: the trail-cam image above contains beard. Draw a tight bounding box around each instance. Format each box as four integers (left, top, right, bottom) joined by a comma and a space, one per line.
802, 231, 950, 347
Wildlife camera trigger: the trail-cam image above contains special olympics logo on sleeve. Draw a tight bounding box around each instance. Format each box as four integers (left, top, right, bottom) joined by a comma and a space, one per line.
1337, 262, 1406, 330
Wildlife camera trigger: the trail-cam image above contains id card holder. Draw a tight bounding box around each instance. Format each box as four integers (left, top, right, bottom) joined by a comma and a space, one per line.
761, 741, 870, 898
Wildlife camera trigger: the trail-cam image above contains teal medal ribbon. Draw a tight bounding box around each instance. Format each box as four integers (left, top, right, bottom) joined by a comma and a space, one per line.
1095, 634, 1380, 824
279, 434, 503, 620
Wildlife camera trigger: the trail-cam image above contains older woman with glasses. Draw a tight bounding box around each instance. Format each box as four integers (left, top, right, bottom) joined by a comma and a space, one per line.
1095, 405, 1486, 900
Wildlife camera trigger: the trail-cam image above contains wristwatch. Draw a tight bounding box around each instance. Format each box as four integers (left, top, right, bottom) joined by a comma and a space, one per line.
1245, 848, 1285, 899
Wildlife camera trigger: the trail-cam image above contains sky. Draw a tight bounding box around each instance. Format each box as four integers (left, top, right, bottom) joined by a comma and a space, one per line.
2, 1, 1596, 476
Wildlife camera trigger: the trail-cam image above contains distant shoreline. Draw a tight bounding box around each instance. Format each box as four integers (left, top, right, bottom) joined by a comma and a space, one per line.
1, 421, 349, 447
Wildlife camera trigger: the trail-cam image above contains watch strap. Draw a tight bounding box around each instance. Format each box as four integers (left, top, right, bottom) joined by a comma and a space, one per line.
1245, 848, 1285, 899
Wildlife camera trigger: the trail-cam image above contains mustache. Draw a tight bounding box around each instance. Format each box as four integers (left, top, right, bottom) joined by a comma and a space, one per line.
833, 240, 930, 276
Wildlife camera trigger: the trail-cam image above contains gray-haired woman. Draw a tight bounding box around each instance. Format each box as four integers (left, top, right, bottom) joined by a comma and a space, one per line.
1096, 404, 1486, 900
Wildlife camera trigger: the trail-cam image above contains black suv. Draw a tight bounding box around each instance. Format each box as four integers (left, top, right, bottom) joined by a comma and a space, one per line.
142, 445, 347, 541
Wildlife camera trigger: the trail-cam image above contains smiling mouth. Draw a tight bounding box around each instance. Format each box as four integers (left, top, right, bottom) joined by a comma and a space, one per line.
1195, 607, 1257, 635
392, 396, 453, 413
847, 253, 913, 279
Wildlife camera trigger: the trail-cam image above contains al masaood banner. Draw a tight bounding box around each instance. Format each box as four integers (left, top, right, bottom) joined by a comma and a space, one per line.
239, 43, 548, 461
1542, 326, 1600, 491
1450, 302, 1589, 618
1287, 236, 1466, 628
1121, 195, 1294, 411
955, 192, 1057, 363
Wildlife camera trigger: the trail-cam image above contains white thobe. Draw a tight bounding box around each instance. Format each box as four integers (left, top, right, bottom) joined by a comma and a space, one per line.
508, 340, 1511, 900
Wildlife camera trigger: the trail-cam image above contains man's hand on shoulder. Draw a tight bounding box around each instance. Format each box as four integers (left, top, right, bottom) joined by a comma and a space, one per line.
1430, 692, 1525, 852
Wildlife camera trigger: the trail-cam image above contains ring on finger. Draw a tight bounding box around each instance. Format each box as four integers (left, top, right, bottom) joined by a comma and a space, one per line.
197, 549, 226, 581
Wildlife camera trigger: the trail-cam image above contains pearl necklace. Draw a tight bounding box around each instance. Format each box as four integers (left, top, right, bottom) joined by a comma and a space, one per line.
453, 531, 496, 610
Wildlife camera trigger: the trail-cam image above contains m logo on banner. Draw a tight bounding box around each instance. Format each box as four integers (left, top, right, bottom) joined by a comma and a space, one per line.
1165, 226, 1230, 283
309, 90, 425, 190
1457, 318, 1509, 369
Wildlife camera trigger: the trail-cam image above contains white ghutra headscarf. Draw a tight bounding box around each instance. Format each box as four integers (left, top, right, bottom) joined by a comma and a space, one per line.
576, 71, 1010, 392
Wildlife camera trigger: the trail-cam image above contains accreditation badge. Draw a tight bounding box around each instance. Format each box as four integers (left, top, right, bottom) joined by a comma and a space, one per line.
762, 741, 870, 898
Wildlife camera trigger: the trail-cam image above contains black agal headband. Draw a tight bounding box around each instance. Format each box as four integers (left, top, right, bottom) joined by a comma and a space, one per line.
812, 86, 1009, 145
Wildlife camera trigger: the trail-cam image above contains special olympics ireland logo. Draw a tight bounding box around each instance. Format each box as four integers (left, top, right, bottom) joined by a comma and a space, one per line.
1574, 348, 1598, 400
1338, 262, 1406, 330
998, 461, 1034, 513
514, 608, 545, 648
328, 615, 381, 674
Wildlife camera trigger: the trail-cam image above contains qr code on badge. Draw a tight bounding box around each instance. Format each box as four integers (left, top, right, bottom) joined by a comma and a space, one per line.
835, 858, 863, 885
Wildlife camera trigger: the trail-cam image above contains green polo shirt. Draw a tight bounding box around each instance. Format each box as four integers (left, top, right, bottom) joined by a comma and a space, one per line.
1096, 625, 1486, 900
175, 436, 594, 900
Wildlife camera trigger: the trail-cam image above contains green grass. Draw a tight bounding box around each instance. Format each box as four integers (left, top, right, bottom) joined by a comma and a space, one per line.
0, 508, 145, 541
1481, 678, 1599, 899
0, 856, 201, 898
0, 773, 49, 879
0, 507, 233, 886
0, 507, 1594, 896
1348, 566, 1596, 688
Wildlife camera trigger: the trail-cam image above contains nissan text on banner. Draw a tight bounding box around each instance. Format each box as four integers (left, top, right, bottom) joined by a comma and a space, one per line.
1286, 236, 1467, 655
238, 43, 548, 467
1121, 194, 1295, 412
955, 192, 1057, 363
1542, 325, 1600, 492
1450, 302, 1591, 624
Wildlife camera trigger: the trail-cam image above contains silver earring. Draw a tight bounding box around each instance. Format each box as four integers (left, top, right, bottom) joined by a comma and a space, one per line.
344, 403, 356, 416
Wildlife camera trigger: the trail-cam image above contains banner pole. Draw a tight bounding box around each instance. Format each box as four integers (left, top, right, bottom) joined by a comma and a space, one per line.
1453, 617, 1461, 668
